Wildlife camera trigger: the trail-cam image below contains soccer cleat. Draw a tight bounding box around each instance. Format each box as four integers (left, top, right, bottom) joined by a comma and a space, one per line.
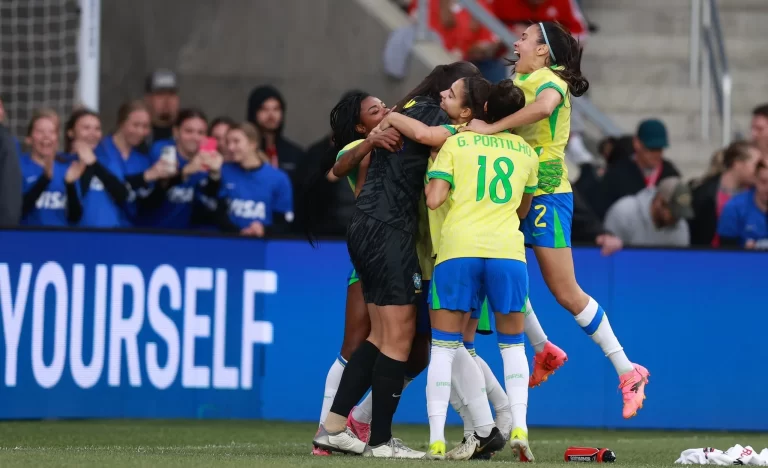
363, 438, 426, 459
311, 446, 332, 456
620, 363, 650, 419
446, 435, 478, 461
529, 341, 568, 388
425, 440, 446, 460
312, 425, 366, 455
474, 427, 506, 458
346, 407, 371, 443
509, 427, 535, 462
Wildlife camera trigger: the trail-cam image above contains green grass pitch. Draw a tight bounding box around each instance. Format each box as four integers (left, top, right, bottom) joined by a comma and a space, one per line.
0, 420, 758, 467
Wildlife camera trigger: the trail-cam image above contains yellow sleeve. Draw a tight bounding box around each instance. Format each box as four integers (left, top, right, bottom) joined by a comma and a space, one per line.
427, 140, 456, 188
336, 139, 364, 160
534, 70, 568, 100
524, 149, 539, 194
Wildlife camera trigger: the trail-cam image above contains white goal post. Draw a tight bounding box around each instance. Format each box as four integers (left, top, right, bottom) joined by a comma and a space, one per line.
77, 0, 100, 111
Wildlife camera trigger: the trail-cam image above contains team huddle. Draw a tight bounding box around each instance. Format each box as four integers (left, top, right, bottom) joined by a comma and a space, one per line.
309, 22, 650, 460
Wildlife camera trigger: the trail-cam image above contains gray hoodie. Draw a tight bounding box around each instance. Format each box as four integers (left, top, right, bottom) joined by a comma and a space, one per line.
604, 188, 689, 247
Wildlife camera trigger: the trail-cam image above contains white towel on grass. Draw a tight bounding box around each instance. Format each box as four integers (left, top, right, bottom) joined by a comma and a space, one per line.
675, 446, 768, 465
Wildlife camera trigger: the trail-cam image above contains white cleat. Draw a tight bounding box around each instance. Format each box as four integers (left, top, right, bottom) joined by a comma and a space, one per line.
363, 438, 426, 459
313, 425, 366, 455
446, 434, 479, 461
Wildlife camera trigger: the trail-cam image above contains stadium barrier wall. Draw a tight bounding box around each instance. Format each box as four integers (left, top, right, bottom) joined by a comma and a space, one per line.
0, 229, 765, 430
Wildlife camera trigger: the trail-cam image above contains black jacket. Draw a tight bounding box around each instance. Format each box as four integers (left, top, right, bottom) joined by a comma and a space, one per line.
572, 188, 608, 243
0, 124, 21, 226
689, 174, 721, 246
247, 85, 305, 233
597, 156, 680, 219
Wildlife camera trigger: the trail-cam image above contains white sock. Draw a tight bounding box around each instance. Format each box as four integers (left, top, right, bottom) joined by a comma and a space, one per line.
474, 354, 510, 414
574, 297, 634, 375
524, 298, 548, 353
499, 333, 528, 434
453, 346, 495, 438
449, 387, 474, 439
319, 356, 346, 426
427, 331, 461, 444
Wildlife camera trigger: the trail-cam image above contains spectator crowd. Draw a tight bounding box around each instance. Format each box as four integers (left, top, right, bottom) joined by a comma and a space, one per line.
0, 0, 765, 253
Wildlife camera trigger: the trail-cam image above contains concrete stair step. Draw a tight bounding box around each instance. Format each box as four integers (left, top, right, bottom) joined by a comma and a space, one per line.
587, 8, 768, 38
583, 56, 768, 85
584, 0, 768, 11
589, 84, 768, 114
585, 34, 767, 65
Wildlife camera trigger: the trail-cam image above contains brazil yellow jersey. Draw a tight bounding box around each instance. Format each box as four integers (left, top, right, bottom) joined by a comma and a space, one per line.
427, 130, 538, 264
513, 67, 572, 196
336, 139, 364, 193
416, 124, 462, 280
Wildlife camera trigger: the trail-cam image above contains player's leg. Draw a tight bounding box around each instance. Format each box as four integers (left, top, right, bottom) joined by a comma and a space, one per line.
487, 258, 534, 462
314, 213, 382, 455
464, 309, 513, 440
525, 297, 568, 388
528, 193, 648, 419
363, 226, 424, 459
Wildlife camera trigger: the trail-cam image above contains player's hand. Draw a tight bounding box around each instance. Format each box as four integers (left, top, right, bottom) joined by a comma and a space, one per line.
64, 160, 86, 183
460, 119, 494, 135
367, 127, 402, 152
596, 234, 623, 256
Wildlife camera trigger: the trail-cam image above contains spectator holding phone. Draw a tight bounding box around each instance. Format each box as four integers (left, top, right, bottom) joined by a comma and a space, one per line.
20, 110, 86, 226
717, 160, 768, 250
215, 122, 293, 237
141, 109, 222, 229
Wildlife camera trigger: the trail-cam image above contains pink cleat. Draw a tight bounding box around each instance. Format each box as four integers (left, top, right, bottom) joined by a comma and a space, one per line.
619, 364, 650, 419
529, 342, 568, 388
312, 446, 332, 456
346, 407, 371, 443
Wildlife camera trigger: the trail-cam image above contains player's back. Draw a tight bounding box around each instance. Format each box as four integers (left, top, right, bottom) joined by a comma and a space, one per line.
429, 130, 538, 264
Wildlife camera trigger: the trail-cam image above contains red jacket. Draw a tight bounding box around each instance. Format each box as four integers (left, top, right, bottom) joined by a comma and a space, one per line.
492, 0, 588, 40
409, 0, 499, 59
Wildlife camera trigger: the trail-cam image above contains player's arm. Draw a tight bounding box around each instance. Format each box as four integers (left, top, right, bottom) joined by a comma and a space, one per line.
381, 112, 454, 148
462, 88, 564, 135
425, 142, 455, 210
518, 154, 539, 219
354, 154, 371, 198
332, 129, 400, 177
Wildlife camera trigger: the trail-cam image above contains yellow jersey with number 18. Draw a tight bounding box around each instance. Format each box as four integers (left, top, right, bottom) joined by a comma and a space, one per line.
513, 67, 572, 196
428, 130, 538, 264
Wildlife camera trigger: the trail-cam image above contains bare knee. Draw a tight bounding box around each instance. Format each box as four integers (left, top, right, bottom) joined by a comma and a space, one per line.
551, 283, 589, 315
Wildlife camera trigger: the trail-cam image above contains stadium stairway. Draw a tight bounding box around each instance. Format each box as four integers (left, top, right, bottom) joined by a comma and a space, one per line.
582, 0, 768, 178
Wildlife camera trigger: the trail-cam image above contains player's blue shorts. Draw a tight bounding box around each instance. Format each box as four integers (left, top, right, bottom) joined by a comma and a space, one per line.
416, 280, 431, 334
430, 258, 528, 314
520, 192, 574, 248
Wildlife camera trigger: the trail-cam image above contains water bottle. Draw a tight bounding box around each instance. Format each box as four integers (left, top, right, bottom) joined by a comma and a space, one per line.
564, 447, 616, 462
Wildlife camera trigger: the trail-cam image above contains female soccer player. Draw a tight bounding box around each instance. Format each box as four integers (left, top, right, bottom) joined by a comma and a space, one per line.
463, 22, 650, 420
20, 110, 87, 226
426, 80, 536, 461
214, 122, 293, 236
378, 77, 515, 460
315, 61, 481, 459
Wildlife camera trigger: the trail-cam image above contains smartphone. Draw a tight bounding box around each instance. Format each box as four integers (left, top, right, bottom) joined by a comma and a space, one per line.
200, 137, 218, 153
160, 145, 177, 167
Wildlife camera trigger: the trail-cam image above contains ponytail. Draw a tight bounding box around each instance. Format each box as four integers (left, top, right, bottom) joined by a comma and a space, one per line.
538, 22, 589, 97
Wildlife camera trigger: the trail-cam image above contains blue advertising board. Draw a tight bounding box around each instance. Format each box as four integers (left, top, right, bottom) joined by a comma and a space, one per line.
0, 229, 766, 430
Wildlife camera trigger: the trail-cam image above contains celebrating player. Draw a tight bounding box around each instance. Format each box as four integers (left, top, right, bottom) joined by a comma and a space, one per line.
377, 77, 516, 460
426, 80, 538, 461
314, 61, 482, 459
463, 22, 650, 420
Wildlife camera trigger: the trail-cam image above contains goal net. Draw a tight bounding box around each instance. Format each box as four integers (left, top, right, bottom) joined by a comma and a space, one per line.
0, 0, 80, 140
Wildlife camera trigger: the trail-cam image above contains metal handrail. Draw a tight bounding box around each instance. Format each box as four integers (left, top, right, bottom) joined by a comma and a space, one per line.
690, 0, 732, 147
414, 0, 623, 137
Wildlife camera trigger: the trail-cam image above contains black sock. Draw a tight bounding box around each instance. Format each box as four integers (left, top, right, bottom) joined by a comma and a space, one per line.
329, 340, 380, 423
368, 353, 406, 447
